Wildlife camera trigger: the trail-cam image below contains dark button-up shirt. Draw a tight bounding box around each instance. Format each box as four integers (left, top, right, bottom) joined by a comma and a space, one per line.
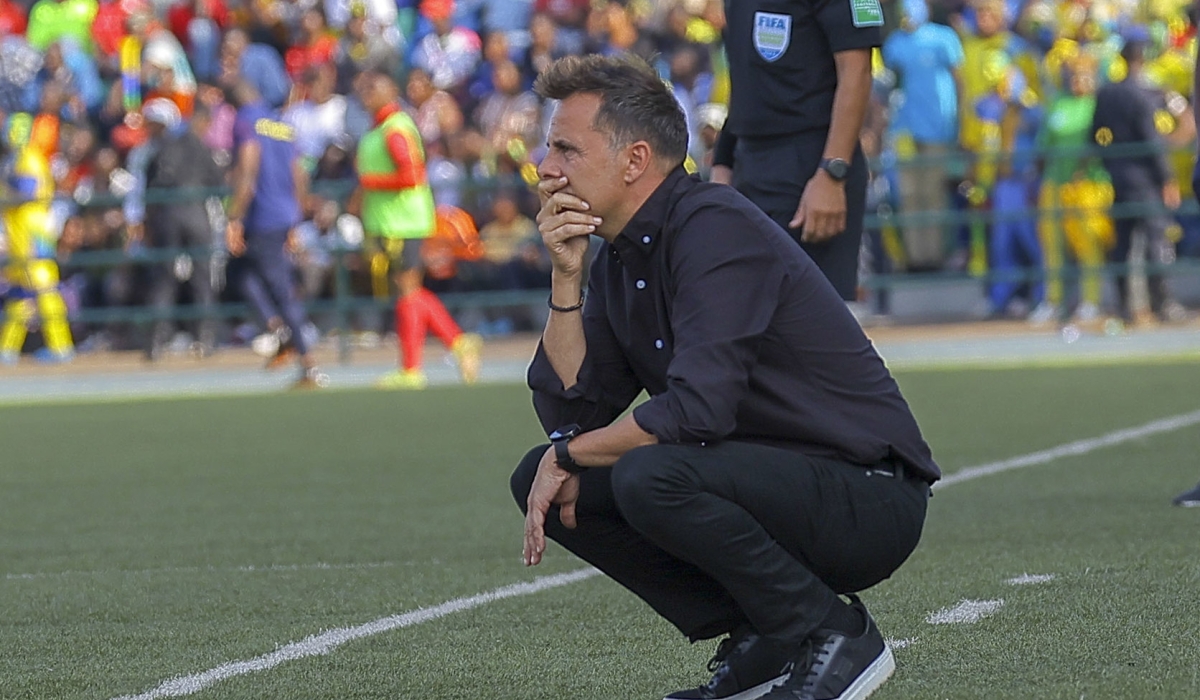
528, 168, 940, 483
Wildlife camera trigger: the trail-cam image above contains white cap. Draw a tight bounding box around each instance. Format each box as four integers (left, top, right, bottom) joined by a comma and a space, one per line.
143, 98, 181, 128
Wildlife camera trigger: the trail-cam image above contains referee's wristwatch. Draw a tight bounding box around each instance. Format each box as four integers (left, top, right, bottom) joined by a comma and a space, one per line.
549, 423, 585, 474
819, 157, 850, 183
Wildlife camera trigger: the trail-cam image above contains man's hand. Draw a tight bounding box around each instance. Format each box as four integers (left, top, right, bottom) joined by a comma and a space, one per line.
225, 220, 246, 257
710, 165, 733, 185
536, 176, 597, 278
124, 222, 144, 252
791, 171, 847, 243
1164, 181, 1182, 211
522, 446, 581, 566
286, 228, 301, 255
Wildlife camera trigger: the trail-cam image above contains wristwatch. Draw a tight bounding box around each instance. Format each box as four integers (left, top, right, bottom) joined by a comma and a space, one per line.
819, 158, 850, 183
549, 423, 585, 474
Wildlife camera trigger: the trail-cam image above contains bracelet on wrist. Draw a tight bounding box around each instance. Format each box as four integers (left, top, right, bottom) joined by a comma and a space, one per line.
548, 291, 586, 313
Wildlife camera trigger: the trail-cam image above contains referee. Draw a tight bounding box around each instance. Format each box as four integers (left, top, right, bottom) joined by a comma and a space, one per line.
713, 0, 884, 301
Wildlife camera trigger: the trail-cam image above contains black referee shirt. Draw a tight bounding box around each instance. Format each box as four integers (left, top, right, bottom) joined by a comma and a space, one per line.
527, 168, 940, 483
723, 0, 885, 137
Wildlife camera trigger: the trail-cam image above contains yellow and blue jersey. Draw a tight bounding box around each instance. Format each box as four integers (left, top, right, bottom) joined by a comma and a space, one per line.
3, 146, 55, 262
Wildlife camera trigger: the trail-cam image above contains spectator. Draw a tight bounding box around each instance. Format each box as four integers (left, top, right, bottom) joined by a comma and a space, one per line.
473, 189, 547, 296
26, 0, 98, 54
533, 0, 585, 54
284, 7, 338, 81
406, 66, 464, 157
0, 36, 42, 114
522, 12, 562, 84
143, 101, 225, 359
465, 30, 510, 114
167, 0, 231, 82
142, 34, 197, 118
284, 64, 347, 168
475, 59, 540, 165
0, 0, 26, 35
219, 27, 290, 108
1031, 53, 1113, 327
411, 4, 482, 96
667, 44, 713, 167
90, 0, 131, 78
481, 0, 534, 57
1092, 38, 1185, 325
882, 0, 963, 271
333, 1, 400, 95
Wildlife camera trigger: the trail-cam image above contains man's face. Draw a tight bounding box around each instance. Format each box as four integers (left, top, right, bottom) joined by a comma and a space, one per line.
975, 6, 1004, 37
537, 93, 627, 224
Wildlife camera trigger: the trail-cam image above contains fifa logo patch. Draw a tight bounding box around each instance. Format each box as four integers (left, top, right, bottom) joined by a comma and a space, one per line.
753, 12, 790, 62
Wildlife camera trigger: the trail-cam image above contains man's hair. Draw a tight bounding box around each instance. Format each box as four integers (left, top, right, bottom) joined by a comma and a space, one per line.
534, 54, 688, 167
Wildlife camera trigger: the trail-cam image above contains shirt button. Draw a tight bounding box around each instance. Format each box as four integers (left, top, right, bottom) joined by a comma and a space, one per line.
654, 339, 664, 349
636, 279, 646, 289
642, 235, 652, 244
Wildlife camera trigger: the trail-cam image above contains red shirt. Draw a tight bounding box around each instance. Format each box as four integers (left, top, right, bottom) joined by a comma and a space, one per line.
91, 1, 129, 58
167, 0, 229, 49
0, 0, 27, 35
284, 34, 337, 80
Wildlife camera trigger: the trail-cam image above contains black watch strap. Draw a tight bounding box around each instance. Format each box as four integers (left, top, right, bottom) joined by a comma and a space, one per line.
549, 423, 585, 474
819, 158, 850, 182
553, 438, 585, 474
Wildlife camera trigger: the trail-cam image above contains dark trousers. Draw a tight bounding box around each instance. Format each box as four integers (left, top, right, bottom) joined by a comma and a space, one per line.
147, 209, 216, 353
1110, 188, 1175, 318
510, 441, 928, 644
242, 228, 311, 355
732, 132, 868, 301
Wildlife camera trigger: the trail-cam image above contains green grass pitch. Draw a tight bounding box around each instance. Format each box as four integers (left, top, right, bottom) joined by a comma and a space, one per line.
2, 363, 1199, 699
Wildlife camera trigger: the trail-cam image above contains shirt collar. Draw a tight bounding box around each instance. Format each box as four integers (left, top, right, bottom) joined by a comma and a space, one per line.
374, 102, 401, 125
616, 166, 691, 254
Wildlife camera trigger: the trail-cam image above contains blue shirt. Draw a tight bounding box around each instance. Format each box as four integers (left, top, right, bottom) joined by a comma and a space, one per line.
883, 23, 963, 145
234, 102, 301, 234
240, 44, 291, 108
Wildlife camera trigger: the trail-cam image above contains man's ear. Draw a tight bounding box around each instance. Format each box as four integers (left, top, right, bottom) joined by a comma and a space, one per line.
623, 141, 652, 184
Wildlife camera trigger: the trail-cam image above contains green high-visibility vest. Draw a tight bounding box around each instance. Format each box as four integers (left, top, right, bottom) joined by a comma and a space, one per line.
357, 110, 435, 239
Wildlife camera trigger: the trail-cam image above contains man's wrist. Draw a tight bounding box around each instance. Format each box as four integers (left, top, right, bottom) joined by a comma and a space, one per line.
549, 276, 583, 308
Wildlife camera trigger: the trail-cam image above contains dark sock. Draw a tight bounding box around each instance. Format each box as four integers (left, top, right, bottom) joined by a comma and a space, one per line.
819, 598, 864, 636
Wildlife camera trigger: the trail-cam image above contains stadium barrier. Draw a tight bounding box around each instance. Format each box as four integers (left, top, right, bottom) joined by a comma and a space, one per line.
3, 140, 1198, 361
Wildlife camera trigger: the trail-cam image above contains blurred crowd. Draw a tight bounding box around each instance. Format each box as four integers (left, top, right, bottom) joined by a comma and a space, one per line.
872, 0, 1200, 325
0, 0, 1198, 355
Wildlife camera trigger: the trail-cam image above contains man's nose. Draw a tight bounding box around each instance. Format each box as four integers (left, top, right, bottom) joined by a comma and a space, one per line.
537, 155, 559, 181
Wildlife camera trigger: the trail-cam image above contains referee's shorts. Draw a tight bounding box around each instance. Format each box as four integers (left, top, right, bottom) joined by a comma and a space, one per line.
732, 131, 868, 301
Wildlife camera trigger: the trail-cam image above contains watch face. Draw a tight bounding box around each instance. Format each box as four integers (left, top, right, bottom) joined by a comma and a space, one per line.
825, 159, 849, 179
551, 423, 580, 441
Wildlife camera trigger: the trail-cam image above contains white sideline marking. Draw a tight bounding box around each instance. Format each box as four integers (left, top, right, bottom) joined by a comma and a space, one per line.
925, 600, 1004, 625
112, 568, 601, 700
105, 407, 1200, 699
934, 408, 1200, 490
885, 637, 917, 649
6, 561, 404, 581
1005, 573, 1056, 586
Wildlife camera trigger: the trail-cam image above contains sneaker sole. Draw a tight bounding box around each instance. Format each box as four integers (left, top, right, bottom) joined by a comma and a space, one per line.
662, 674, 788, 700
830, 645, 895, 700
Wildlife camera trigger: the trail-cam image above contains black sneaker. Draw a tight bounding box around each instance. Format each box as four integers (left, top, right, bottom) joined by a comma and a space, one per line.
664, 627, 793, 700
1173, 482, 1200, 507
761, 596, 895, 700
